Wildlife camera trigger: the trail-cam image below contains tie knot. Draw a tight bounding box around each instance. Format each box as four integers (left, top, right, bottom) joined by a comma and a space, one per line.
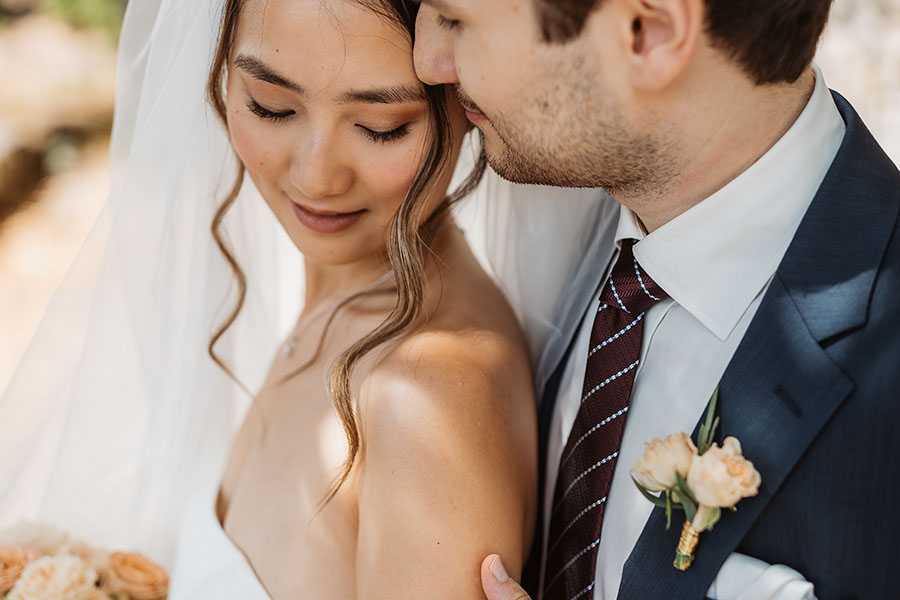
599, 239, 668, 315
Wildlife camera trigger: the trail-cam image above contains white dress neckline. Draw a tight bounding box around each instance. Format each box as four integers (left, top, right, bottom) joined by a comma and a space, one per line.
167, 492, 272, 599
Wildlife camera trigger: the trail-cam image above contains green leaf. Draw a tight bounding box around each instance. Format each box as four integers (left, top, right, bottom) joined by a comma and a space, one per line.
665, 489, 672, 530
632, 478, 669, 509
680, 491, 697, 523
675, 479, 697, 524
675, 472, 698, 506
698, 387, 720, 454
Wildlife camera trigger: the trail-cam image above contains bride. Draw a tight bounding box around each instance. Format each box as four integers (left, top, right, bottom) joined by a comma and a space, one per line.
197, 0, 538, 597
0, 0, 606, 596
173, 0, 540, 597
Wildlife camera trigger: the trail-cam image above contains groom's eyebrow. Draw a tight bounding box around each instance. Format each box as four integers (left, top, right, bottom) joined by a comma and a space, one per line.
417, 0, 456, 10
234, 55, 304, 94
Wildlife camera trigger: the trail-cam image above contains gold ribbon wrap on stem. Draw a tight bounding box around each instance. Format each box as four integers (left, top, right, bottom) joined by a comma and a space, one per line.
674, 521, 700, 571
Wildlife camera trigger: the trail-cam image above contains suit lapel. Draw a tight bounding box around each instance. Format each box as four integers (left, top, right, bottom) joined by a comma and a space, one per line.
618, 278, 854, 599
618, 92, 900, 599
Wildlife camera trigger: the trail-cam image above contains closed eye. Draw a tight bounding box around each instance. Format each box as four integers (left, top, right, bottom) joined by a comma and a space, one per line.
247, 99, 295, 122
357, 123, 411, 144
437, 14, 461, 30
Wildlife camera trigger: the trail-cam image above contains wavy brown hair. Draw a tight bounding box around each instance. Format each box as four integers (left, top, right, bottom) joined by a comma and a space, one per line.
206, 0, 486, 503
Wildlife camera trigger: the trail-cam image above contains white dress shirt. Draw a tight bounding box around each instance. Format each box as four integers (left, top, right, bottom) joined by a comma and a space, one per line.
541, 65, 845, 600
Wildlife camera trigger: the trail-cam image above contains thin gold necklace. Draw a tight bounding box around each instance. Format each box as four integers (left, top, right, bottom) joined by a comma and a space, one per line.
280, 269, 395, 358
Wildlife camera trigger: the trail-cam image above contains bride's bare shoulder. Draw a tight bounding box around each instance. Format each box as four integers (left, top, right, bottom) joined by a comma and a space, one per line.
361, 304, 534, 433
353, 314, 537, 598
360, 227, 535, 429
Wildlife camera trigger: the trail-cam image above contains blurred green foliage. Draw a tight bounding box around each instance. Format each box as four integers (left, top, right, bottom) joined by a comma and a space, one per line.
44, 0, 123, 41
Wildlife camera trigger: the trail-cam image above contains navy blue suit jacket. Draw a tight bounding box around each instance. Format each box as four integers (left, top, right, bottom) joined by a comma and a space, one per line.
524, 93, 900, 600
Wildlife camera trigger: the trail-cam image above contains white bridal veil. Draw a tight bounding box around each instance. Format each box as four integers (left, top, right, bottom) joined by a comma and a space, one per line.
0, 0, 609, 566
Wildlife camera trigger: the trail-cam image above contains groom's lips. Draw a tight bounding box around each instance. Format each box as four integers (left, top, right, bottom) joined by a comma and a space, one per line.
456, 89, 486, 123
464, 107, 486, 123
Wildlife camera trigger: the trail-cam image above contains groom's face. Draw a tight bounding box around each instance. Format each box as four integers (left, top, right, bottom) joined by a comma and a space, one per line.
414, 0, 659, 190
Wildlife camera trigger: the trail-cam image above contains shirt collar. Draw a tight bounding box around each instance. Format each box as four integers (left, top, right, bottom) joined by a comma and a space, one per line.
615, 64, 846, 341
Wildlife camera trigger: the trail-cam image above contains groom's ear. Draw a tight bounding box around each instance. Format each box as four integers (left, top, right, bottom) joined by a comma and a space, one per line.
619, 0, 703, 92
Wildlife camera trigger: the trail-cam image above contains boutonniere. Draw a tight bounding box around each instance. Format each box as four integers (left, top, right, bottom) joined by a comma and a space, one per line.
630, 389, 761, 571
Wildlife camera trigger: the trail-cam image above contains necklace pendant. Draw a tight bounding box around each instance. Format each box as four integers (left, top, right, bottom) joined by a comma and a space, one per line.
281, 337, 296, 358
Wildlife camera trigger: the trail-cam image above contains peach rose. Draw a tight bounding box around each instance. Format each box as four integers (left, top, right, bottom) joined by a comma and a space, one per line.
687, 436, 761, 508
0, 522, 69, 555
0, 546, 42, 594
103, 552, 168, 600
6, 555, 98, 600
631, 432, 698, 492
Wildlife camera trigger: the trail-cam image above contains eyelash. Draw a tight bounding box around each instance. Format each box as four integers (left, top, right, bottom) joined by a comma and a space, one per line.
248, 98, 410, 144
437, 14, 461, 30
247, 99, 294, 122
358, 123, 411, 144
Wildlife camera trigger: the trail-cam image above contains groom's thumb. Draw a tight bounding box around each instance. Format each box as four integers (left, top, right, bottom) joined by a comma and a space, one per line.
481, 555, 532, 600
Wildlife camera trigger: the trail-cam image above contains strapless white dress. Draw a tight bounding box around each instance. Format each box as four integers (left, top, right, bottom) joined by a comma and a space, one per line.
167, 493, 272, 599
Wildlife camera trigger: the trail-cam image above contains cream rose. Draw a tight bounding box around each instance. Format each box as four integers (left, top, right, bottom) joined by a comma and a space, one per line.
631, 432, 698, 491
60, 542, 111, 581
0, 546, 42, 594
0, 522, 69, 555
6, 555, 98, 600
103, 552, 168, 600
687, 436, 761, 508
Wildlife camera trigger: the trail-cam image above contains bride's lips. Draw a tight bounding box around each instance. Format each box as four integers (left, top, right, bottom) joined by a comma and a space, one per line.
290, 201, 367, 234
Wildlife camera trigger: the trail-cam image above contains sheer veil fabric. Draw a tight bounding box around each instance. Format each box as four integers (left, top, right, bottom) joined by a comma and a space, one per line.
0, 0, 612, 567
0, 0, 303, 564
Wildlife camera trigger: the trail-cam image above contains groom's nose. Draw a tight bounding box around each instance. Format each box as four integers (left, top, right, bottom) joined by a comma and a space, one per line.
413, 6, 459, 86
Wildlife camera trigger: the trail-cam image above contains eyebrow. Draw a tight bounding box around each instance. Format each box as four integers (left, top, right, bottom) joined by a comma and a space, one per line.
417, 0, 456, 10
234, 55, 303, 94
234, 54, 426, 105
337, 85, 426, 105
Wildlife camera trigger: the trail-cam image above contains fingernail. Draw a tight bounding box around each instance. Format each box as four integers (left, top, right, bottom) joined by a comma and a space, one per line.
490, 556, 509, 583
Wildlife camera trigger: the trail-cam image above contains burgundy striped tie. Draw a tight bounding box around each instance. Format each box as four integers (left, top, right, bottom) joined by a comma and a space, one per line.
542, 239, 668, 600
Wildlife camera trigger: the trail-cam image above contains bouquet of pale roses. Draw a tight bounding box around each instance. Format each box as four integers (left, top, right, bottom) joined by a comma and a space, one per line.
631, 390, 762, 570
0, 522, 168, 600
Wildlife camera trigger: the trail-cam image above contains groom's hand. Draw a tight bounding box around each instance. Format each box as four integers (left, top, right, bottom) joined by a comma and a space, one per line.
481, 555, 532, 600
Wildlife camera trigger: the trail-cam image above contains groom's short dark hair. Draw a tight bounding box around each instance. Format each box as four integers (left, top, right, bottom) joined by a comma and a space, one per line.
535, 0, 834, 85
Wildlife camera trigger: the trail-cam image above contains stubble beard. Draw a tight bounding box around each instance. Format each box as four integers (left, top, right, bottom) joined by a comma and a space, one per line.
477, 63, 675, 199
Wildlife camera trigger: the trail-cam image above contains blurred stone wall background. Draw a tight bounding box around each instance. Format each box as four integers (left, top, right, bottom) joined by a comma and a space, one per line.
0, 0, 899, 394
817, 0, 900, 163
0, 0, 123, 392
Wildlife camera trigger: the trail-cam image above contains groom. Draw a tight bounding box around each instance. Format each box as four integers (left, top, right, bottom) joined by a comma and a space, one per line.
415, 0, 899, 599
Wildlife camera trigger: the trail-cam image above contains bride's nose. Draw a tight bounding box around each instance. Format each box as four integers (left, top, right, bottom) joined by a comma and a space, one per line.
288, 128, 354, 200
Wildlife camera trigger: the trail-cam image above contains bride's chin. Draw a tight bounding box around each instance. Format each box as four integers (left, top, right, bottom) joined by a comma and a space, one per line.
285, 231, 383, 270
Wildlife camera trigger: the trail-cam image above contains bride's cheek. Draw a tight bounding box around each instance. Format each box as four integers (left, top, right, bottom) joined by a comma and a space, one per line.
381, 142, 425, 198
378, 161, 419, 217
228, 113, 274, 175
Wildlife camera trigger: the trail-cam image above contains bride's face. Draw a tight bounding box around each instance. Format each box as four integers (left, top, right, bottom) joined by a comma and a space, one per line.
225, 0, 465, 267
